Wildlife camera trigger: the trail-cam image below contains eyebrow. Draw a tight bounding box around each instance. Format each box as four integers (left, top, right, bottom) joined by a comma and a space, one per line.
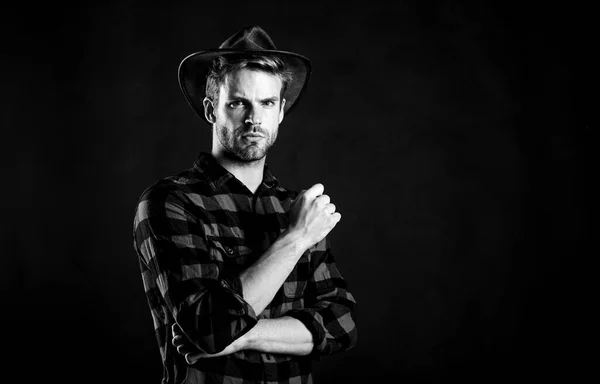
228, 95, 280, 102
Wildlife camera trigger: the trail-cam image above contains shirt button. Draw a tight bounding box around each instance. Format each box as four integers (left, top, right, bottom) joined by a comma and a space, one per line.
225, 247, 234, 255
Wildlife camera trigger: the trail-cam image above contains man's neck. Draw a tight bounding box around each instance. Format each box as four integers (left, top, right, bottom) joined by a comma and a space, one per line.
212, 151, 265, 194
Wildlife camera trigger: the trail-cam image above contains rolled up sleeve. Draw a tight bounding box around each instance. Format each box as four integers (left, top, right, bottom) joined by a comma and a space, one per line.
286, 239, 357, 357
133, 187, 257, 354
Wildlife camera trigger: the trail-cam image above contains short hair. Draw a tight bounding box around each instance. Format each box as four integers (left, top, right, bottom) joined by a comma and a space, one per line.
205, 54, 294, 105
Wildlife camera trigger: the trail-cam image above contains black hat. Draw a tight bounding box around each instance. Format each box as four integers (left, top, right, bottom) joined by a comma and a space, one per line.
178, 25, 312, 124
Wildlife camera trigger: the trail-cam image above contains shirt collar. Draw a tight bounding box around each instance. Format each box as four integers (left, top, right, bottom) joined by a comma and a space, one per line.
192, 152, 280, 192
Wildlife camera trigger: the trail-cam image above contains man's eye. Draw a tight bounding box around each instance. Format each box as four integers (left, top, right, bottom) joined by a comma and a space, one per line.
228, 101, 244, 108
263, 101, 275, 107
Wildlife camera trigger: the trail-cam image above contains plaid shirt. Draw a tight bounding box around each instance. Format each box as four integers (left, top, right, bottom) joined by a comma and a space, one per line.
133, 153, 357, 384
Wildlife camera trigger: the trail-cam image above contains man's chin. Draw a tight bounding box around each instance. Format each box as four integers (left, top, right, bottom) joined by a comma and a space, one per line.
230, 146, 268, 162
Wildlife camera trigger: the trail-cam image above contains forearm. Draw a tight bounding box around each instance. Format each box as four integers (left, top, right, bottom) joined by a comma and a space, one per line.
240, 230, 307, 315
242, 316, 314, 356
174, 316, 314, 364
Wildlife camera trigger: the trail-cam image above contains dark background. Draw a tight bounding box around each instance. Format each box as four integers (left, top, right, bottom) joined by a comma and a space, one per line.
1, 1, 590, 383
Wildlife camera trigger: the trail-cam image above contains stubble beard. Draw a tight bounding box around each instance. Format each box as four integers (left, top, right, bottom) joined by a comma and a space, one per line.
216, 124, 278, 163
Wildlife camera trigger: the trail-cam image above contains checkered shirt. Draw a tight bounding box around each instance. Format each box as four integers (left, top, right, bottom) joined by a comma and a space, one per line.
132, 153, 357, 384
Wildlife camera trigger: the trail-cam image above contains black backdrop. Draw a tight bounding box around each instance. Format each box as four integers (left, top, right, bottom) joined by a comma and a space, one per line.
1, 1, 590, 383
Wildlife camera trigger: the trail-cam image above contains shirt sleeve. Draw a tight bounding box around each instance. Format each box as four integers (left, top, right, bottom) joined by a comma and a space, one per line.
285, 238, 358, 357
133, 185, 258, 354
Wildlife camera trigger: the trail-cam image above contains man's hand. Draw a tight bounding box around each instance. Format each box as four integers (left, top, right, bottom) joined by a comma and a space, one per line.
171, 323, 246, 365
287, 183, 341, 250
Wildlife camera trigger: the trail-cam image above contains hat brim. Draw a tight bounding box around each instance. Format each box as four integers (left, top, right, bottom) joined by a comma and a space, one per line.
178, 49, 312, 125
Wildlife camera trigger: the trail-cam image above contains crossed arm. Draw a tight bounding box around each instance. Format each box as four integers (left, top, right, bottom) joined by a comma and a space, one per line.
134, 183, 356, 362
170, 235, 358, 363
171, 227, 318, 362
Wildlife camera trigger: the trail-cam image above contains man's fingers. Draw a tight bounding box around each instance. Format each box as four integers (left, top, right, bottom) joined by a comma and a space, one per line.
169, 322, 214, 365
172, 335, 183, 346
185, 352, 207, 364
325, 203, 336, 214
172, 322, 184, 336
315, 194, 330, 207
304, 183, 324, 200
332, 212, 342, 222
176, 341, 198, 356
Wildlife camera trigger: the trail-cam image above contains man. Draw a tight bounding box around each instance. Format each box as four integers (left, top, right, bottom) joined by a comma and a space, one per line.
133, 25, 357, 384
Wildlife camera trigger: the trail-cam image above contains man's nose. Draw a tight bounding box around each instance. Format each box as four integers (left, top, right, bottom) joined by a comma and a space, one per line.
244, 105, 262, 126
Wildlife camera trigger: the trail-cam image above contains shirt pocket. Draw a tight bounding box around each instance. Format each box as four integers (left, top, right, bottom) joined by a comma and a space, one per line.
207, 237, 254, 269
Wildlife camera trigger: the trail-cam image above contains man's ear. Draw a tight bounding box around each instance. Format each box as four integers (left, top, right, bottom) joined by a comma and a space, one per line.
279, 98, 286, 124
203, 97, 216, 123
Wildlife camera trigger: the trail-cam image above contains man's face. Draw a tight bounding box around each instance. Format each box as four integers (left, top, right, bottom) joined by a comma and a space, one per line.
207, 68, 286, 162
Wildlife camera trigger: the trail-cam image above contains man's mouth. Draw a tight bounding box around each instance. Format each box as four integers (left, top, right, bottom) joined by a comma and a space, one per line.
242, 133, 264, 139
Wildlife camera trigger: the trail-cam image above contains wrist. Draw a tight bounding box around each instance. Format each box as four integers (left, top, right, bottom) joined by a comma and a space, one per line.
280, 229, 308, 254
239, 321, 260, 351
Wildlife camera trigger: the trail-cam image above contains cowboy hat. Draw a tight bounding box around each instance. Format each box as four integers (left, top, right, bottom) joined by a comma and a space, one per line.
178, 25, 312, 125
